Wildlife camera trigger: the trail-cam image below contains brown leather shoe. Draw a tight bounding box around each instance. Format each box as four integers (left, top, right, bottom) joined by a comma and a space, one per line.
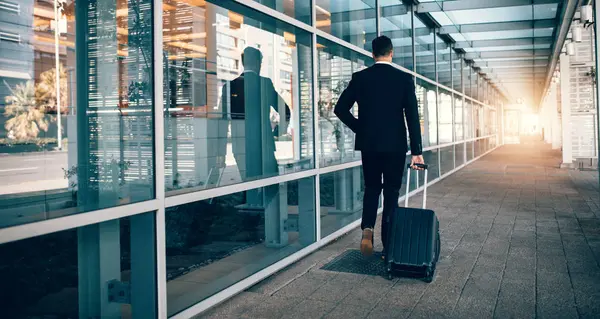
360, 228, 374, 256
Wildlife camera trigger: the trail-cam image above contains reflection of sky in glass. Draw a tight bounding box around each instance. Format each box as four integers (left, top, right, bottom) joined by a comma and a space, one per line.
315, 0, 372, 13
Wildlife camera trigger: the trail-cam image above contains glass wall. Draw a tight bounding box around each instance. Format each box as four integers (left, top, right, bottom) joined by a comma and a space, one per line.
380, 0, 413, 70
165, 177, 315, 316
162, 1, 314, 195
452, 52, 462, 92
0, 0, 501, 318
414, 17, 434, 80
0, 0, 155, 229
416, 78, 437, 147
317, 37, 370, 166
438, 87, 453, 144
436, 35, 451, 87
0, 212, 157, 318
455, 96, 465, 167
252, 0, 312, 24
320, 166, 365, 238
315, 0, 376, 51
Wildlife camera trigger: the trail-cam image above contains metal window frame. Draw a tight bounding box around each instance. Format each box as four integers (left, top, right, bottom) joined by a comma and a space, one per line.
0, 0, 505, 318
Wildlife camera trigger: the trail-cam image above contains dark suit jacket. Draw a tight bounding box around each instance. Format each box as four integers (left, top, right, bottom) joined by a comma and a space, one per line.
334, 63, 423, 155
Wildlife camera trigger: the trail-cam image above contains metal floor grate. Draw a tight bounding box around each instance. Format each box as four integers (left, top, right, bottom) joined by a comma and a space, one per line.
320, 249, 386, 276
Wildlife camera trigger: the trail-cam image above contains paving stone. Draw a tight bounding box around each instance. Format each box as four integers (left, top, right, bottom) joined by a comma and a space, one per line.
272, 277, 325, 299
453, 275, 502, 318
570, 272, 600, 319
241, 295, 301, 319
493, 279, 536, 319
323, 303, 372, 319
536, 253, 568, 273
284, 300, 337, 319
536, 271, 579, 319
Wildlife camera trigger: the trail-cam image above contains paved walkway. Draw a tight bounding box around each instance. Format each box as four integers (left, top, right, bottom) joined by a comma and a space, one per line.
199, 143, 600, 319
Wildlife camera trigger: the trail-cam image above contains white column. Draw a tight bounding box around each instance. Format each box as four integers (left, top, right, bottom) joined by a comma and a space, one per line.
550, 82, 561, 150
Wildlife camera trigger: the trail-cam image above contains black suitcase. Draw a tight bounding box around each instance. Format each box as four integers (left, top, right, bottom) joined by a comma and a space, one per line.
385, 163, 440, 283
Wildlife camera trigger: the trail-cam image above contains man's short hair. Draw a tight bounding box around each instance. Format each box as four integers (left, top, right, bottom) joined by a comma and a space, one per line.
372, 36, 393, 57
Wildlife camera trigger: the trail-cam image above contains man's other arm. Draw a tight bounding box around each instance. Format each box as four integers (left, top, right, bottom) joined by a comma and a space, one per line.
404, 75, 423, 156
334, 74, 360, 133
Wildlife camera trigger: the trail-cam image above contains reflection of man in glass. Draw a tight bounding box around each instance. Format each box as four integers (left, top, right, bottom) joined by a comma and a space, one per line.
226, 47, 291, 180
220, 47, 292, 247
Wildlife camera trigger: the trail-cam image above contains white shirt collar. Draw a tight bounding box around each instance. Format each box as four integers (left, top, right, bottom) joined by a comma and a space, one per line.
375, 61, 393, 65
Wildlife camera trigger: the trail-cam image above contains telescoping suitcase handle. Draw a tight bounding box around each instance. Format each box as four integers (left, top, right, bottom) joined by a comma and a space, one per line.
405, 163, 428, 209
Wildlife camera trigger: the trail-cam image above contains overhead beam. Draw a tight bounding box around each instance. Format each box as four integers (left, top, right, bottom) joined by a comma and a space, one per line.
417, 0, 560, 13
540, 0, 579, 108
439, 19, 556, 34
454, 37, 553, 49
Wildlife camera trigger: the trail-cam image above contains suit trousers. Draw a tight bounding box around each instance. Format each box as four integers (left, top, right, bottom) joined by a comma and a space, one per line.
360, 152, 406, 250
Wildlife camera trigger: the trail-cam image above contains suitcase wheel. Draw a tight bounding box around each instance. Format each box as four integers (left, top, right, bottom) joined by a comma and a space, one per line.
423, 267, 434, 283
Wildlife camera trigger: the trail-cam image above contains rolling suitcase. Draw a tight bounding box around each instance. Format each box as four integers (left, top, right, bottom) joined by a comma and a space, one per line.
385, 163, 440, 283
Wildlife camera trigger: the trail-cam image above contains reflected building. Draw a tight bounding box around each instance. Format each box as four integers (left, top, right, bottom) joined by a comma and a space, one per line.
162, 1, 312, 192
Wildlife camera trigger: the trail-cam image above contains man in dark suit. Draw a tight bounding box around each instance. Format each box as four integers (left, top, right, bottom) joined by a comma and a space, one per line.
334, 35, 424, 256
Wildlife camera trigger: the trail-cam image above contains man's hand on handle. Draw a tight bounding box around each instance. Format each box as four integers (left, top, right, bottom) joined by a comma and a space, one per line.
410, 155, 425, 170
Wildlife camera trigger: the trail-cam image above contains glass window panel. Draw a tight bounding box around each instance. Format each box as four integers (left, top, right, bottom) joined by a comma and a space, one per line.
440, 145, 454, 176
165, 177, 316, 316
163, 1, 314, 195
315, 0, 376, 50
436, 35, 451, 87
414, 16, 434, 79
416, 79, 437, 147
320, 166, 370, 237
460, 28, 555, 41
469, 72, 479, 100
0, 0, 155, 229
416, 150, 439, 187
452, 54, 462, 92
317, 37, 371, 167
379, 1, 412, 70
467, 141, 474, 161
438, 87, 453, 143
455, 141, 465, 167
430, 11, 455, 26
252, 0, 311, 24
463, 65, 472, 97
465, 101, 473, 139
443, 4, 558, 25
454, 94, 464, 141
475, 104, 482, 137
0, 212, 157, 318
